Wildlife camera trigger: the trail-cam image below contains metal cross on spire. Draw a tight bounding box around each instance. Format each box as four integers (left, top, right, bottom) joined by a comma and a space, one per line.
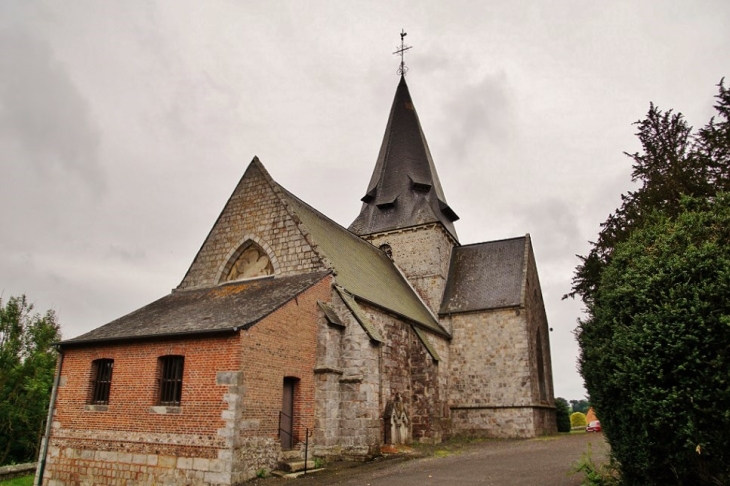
392, 29, 412, 76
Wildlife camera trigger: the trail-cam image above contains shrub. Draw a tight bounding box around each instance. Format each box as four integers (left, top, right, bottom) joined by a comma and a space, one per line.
571, 412, 587, 428
555, 397, 572, 432
578, 195, 730, 485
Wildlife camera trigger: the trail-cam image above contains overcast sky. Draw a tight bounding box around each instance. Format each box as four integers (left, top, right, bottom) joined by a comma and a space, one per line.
1, 1, 728, 401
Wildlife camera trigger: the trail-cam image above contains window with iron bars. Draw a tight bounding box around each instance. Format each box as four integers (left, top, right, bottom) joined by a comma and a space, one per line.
90, 358, 114, 405
158, 355, 184, 406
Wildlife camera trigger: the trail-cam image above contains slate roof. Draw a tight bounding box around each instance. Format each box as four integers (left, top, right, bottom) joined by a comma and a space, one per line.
277, 184, 448, 337
349, 76, 459, 240
62, 272, 331, 345
440, 236, 528, 314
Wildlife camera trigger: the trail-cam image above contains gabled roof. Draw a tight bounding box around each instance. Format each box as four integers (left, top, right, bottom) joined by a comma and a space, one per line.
62, 272, 331, 345
440, 236, 528, 314
274, 181, 448, 337
349, 76, 459, 240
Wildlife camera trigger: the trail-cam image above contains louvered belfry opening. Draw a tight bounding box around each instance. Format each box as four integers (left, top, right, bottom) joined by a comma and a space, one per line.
90, 358, 114, 405
158, 355, 184, 406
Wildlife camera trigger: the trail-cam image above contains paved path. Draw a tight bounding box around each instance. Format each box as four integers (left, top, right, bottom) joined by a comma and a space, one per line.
255, 433, 609, 486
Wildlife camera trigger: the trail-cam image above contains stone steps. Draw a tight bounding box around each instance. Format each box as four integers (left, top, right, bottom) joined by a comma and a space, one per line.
277, 459, 316, 473
270, 467, 325, 479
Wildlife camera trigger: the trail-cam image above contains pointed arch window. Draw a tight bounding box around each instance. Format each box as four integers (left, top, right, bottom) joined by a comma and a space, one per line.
224, 242, 273, 282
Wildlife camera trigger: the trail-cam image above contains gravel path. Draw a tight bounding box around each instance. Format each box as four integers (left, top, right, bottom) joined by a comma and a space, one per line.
250, 433, 610, 485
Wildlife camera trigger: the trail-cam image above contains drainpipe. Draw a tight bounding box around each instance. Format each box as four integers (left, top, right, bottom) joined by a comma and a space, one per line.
35, 347, 64, 486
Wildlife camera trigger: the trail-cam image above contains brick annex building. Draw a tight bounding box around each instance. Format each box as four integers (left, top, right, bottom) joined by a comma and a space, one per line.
39, 75, 556, 485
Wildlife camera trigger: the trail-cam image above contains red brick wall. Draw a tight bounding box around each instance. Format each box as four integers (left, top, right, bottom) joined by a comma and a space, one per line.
55, 333, 239, 441
238, 275, 331, 445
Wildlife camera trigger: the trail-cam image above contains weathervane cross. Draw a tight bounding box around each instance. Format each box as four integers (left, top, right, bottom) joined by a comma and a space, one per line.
393, 29, 412, 76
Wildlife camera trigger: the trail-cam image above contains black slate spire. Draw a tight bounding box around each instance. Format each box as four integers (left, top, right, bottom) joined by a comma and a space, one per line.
349, 76, 459, 240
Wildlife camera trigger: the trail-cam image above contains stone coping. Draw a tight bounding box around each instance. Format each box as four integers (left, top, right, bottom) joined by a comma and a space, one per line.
0, 462, 37, 480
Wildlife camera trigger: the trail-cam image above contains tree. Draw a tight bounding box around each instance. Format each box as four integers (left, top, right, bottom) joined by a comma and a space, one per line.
555, 397, 572, 433
567, 79, 730, 305
570, 398, 590, 414
571, 412, 587, 428
572, 79, 730, 485
0, 295, 61, 465
578, 195, 730, 485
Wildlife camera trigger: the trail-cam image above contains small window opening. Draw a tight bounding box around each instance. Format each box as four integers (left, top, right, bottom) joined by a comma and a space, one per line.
379, 244, 393, 259
90, 359, 114, 405
159, 355, 184, 406
412, 182, 432, 193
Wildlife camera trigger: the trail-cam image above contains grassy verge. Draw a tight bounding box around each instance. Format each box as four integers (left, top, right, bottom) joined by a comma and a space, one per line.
0, 476, 33, 486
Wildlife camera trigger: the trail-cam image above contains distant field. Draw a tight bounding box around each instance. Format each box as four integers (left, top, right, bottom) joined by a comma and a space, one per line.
0, 475, 33, 486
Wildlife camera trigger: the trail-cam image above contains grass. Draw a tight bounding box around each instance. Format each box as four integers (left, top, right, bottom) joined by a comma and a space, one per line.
0, 475, 34, 486
409, 436, 494, 459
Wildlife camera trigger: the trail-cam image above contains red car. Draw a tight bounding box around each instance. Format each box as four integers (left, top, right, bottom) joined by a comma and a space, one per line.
586, 420, 602, 433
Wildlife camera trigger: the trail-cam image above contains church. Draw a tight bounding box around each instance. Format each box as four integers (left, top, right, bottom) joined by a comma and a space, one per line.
38, 72, 556, 485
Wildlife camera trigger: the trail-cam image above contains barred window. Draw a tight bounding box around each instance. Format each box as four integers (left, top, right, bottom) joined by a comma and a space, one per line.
158, 355, 184, 406
90, 359, 114, 405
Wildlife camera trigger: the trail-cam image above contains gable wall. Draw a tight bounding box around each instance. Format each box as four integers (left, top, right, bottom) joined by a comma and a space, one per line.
42, 334, 241, 485
364, 224, 455, 314
179, 163, 327, 290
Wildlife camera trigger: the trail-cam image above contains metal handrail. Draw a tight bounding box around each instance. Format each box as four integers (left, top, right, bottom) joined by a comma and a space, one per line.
278, 410, 297, 448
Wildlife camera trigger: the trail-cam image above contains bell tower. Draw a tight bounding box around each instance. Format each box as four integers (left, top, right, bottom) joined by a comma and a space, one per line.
349, 72, 459, 313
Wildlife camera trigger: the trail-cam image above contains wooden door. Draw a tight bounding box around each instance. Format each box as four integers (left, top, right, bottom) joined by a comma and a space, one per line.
280, 378, 295, 449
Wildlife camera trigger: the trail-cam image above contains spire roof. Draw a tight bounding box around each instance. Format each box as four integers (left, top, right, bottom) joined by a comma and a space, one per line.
349, 76, 459, 240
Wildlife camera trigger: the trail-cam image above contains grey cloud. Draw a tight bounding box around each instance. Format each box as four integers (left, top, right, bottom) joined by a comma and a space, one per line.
516, 197, 583, 264
443, 73, 516, 162
0, 25, 104, 193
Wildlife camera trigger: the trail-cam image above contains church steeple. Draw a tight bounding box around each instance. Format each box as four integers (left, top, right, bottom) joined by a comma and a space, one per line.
349, 75, 459, 241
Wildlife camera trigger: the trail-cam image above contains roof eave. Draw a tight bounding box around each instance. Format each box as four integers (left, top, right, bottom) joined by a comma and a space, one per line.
56, 326, 242, 349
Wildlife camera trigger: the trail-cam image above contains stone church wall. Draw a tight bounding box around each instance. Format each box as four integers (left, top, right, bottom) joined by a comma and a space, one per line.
356, 302, 450, 445
179, 162, 327, 290
448, 307, 544, 438
364, 224, 455, 315
313, 295, 452, 459
313, 291, 381, 460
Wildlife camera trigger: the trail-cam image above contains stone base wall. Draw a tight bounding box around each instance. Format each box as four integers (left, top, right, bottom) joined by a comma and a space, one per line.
450, 407, 546, 439
231, 437, 279, 483
42, 443, 230, 486
532, 407, 557, 436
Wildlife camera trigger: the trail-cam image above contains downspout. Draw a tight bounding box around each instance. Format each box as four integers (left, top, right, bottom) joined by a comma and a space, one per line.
35, 346, 64, 486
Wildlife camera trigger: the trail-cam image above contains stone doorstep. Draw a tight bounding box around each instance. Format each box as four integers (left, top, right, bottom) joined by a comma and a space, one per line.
270, 467, 325, 479
277, 459, 317, 473
278, 450, 302, 461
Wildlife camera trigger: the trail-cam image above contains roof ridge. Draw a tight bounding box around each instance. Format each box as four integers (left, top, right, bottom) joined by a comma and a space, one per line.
458, 234, 528, 248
